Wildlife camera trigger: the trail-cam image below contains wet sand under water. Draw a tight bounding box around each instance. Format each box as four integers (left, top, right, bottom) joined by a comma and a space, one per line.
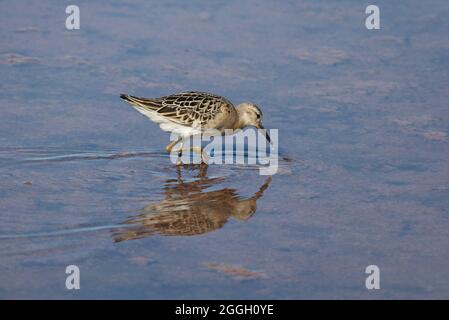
1, 0, 449, 299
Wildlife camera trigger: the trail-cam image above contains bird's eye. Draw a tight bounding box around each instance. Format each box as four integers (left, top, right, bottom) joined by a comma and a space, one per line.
256, 114, 261, 119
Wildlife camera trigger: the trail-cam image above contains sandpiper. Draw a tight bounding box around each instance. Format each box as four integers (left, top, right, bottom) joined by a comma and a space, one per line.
120, 91, 271, 162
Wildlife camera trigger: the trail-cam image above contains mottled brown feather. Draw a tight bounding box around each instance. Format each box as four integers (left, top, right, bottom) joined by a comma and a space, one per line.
123, 91, 235, 127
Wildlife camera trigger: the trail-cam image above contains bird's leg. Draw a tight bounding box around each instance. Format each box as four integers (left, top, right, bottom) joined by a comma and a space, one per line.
173, 146, 208, 164
165, 137, 182, 153
176, 139, 184, 166
201, 149, 209, 164
177, 139, 184, 158
170, 135, 208, 165
177, 133, 206, 164
166, 137, 185, 166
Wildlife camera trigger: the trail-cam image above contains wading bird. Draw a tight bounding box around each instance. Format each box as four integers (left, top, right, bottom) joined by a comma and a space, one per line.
120, 91, 271, 163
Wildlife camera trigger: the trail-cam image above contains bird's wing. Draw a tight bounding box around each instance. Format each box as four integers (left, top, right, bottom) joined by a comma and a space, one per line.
123, 92, 234, 127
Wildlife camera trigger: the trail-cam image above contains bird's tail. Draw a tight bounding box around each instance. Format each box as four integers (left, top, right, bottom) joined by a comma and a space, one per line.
120, 94, 161, 110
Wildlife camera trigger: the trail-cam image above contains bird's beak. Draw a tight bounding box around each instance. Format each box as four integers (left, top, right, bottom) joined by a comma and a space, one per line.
257, 124, 272, 145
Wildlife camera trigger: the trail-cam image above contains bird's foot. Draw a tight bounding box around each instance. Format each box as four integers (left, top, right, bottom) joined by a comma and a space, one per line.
172, 147, 184, 166
172, 147, 209, 165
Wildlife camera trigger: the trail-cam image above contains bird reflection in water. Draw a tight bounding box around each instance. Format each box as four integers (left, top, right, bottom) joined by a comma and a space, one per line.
113, 165, 271, 242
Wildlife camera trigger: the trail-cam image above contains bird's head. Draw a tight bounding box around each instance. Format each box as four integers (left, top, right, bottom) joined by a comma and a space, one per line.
236, 103, 271, 144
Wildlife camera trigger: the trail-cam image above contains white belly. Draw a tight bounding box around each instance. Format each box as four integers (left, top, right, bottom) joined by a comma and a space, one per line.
133, 106, 202, 138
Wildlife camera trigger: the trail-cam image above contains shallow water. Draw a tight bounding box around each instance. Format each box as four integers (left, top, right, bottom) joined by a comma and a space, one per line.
1, 0, 449, 299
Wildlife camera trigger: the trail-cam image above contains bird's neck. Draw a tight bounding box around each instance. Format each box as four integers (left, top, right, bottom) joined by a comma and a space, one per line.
233, 107, 248, 130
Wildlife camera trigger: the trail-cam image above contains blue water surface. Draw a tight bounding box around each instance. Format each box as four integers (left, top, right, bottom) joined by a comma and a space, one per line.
0, 0, 448, 299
